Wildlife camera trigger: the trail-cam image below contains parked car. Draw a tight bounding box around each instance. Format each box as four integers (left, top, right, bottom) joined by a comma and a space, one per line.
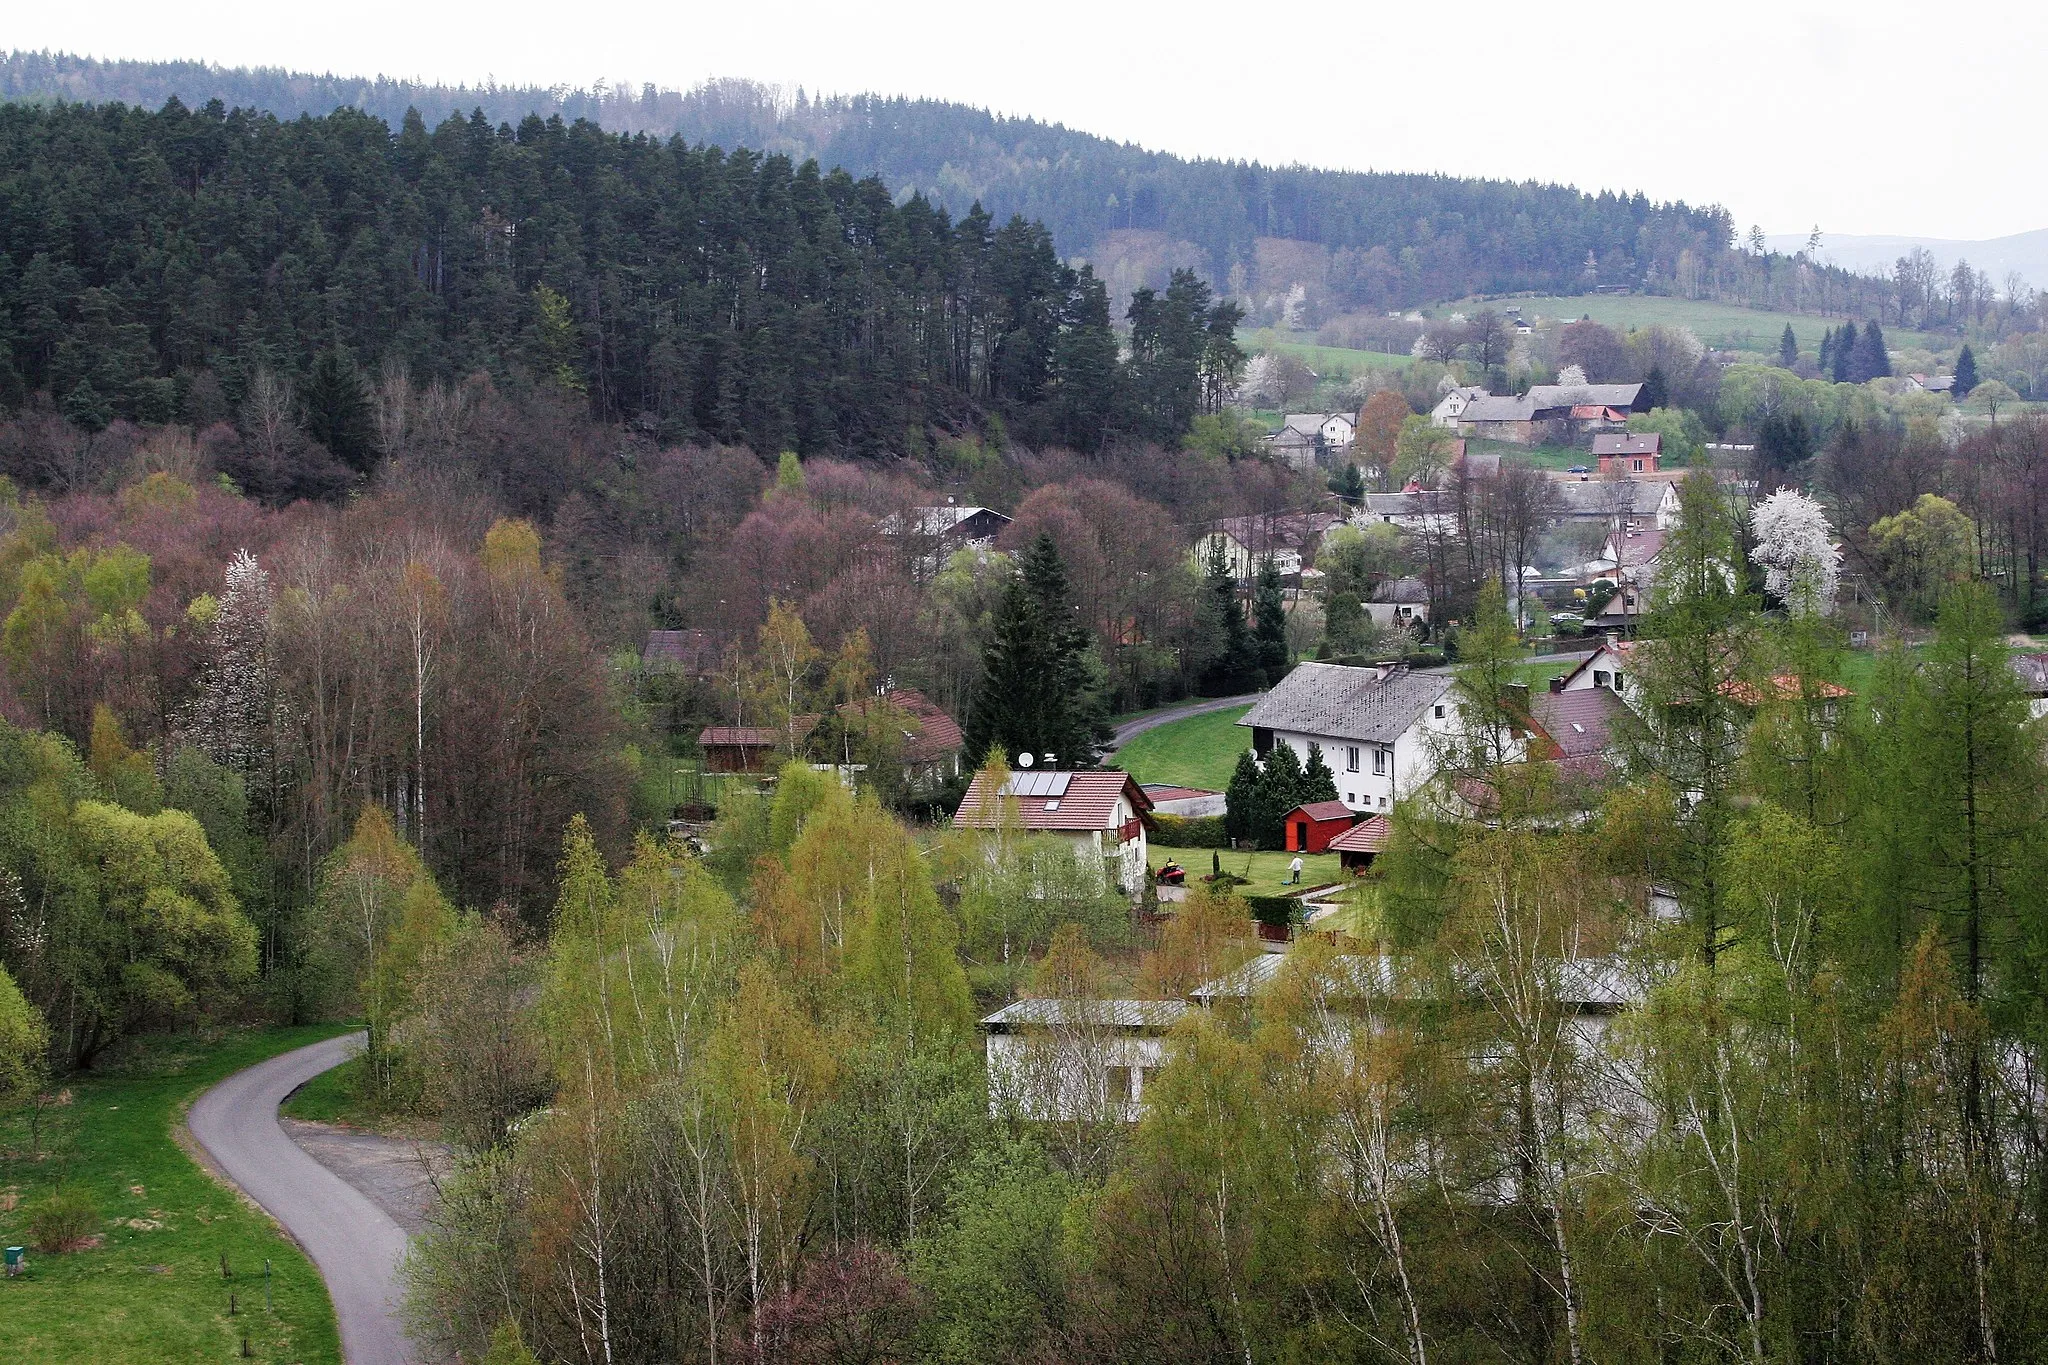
1566, 464, 1589, 474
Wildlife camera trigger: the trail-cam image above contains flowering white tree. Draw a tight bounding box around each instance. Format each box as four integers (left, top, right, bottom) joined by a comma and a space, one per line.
180, 549, 280, 777
1749, 489, 1841, 616
1555, 363, 1589, 387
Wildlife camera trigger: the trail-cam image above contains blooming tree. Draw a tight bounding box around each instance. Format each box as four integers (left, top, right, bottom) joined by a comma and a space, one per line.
180, 548, 280, 776
1749, 489, 1841, 616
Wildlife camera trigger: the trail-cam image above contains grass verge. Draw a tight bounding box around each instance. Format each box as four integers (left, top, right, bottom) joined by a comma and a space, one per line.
277, 1055, 379, 1129
0, 1024, 352, 1364
1113, 705, 1253, 791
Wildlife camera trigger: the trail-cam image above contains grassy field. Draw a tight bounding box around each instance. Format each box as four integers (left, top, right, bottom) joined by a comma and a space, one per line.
1448, 294, 1946, 358
0, 1026, 351, 1364
1152, 844, 1343, 897
1465, 436, 1586, 471
1237, 327, 1412, 376
1113, 704, 1253, 791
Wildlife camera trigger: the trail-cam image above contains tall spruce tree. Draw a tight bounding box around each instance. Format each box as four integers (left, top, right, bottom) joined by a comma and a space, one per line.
1779, 324, 1799, 370
1302, 742, 1339, 803
1853, 320, 1892, 381
1252, 555, 1289, 685
1642, 363, 1669, 411
1199, 541, 1259, 695
1831, 321, 1858, 383
1224, 748, 1262, 845
965, 534, 1106, 766
1954, 344, 1978, 397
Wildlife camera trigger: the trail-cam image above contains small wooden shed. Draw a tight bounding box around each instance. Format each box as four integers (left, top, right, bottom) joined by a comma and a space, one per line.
1283, 800, 1357, 853
1327, 814, 1392, 872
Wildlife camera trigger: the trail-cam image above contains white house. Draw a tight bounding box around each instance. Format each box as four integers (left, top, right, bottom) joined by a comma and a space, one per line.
981, 998, 1188, 1121
1365, 575, 1432, 628
953, 769, 1153, 893
1239, 662, 1477, 814
1192, 511, 1343, 581
1357, 491, 1458, 535
1430, 386, 1488, 429
1557, 639, 1644, 713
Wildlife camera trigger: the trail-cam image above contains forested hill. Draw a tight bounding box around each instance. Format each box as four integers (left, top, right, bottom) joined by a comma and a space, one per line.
2, 51, 1736, 308
0, 96, 1264, 471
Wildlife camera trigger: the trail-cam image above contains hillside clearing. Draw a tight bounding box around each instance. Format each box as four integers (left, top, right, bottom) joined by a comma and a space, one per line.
1114, 704, 1253, 791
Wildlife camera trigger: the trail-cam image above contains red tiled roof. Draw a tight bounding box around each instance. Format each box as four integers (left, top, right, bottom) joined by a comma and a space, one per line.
1326, 814, 1390, 853
953, 770, 1152, 833
1717, 675, 1853, 706
700, 715, 818, 750
1288, 800, 1356, 824
837, 688, 963, 765
1528, 688, 1626, 760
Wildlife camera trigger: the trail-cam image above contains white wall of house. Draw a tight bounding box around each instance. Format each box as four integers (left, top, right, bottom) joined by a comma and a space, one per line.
1266, 696, 1467, 814
985, 1028, 1172, 1122
1045, 792, 1146, 892
1321, 414, 1357, 448
1560, 644, 1643, 713
1365, 600, 1432, 628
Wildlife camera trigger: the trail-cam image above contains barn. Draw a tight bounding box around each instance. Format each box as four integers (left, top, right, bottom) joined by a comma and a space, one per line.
1327, 814, 1392, 872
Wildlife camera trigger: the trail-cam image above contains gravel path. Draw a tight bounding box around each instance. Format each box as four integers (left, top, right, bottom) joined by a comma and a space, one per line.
189, 1032, 416, 1365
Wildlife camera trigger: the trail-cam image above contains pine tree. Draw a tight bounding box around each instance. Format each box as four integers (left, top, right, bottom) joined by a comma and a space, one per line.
1779, 324, 1799, 370
1642, 363, 1669, 411
1252, 555, 1288, 685
300, 347, 375, 473
1853, 320, 1891, 381
1254, 743, 1308, 848
1302, 742, 1339, 803
1831, 321, 1857, 383
965, 534, 1106, 767
1328, 462, 1365, 506
1954, 344, 1978, 397
1817, 326, 1835, 374
1199, 540, 1258, 695
1224, 748, 1261, 845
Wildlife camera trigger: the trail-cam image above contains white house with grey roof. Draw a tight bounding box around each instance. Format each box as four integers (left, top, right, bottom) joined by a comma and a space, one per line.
1239, 661, 1477, 814
981, 998, 1189, 1121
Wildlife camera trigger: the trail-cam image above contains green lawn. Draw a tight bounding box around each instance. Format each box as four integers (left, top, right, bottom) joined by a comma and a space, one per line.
1237, 328, 1413, 376
0, 1026, 351, 1364
278, 1055, 379, 1129
1114, 705, 1253, 791
1446, 294, 1946, 359
1152, 844, 1344, 897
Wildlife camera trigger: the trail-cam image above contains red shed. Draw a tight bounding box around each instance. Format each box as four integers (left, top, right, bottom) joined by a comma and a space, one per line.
1327, 814, 1391, 872
1284, 800, 1357, 853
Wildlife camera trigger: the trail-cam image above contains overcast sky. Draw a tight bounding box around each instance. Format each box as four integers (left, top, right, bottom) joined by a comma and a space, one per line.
14, 0, 2042, 242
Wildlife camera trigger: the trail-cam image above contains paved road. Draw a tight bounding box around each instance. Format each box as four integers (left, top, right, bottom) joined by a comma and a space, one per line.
189, 1032, 414, 1365
1111, 692, 1263, 750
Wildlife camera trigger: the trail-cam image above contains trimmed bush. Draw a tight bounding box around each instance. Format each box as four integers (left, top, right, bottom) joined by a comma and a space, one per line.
1244, 895, 1301, 929
1152, 813, 1229, 848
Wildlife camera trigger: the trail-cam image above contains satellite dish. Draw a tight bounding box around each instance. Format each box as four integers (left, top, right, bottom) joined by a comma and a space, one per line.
1017, 752, 1035, 768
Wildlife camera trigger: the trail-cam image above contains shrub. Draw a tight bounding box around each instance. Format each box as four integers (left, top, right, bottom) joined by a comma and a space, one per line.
28, 1184, 100, 1252
1244, 895, 1302, 929
1151, 813, 1228, 848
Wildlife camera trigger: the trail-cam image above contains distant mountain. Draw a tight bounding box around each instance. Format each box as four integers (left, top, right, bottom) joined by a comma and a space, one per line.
1765, 228, 2048, 294
1, 50, 1748, 318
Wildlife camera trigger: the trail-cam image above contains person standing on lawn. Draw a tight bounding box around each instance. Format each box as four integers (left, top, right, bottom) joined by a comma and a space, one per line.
1287, 855, 1303, 885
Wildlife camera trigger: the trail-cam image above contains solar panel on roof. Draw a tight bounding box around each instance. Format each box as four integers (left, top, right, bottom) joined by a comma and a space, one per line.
1002, 771, 1072, 798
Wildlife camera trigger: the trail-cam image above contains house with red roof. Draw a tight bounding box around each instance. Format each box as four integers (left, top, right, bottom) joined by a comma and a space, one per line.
1326, 814, 1392, 872
835, 686, 964, 790
954, 769, 1154, 893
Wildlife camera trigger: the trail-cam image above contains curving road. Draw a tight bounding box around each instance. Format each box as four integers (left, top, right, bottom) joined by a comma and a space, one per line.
189, 1032, 414, 1365
1111, 692, 1263, 752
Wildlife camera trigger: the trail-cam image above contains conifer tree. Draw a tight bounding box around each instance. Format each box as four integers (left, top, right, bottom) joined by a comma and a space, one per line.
1302, 742, 1339, 804
1831, 321, 1857, 383
1252, 555, 1288, 684
1818, 326, 1833, 374
1642, 363, 1668, 411
1199, 540, 1258, 695
1254, 743, 1308, 848
1779, 324, 1799, 370
1854, 319, 1892, 381
1954, 344, 1978, 397
1224, 748, 1262, 845
965, 534, 1106, 766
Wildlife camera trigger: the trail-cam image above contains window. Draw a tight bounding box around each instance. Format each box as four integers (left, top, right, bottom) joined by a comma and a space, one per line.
1345, 792, 1355, 804
1379, 795, 1388, 808
1372, 747, 1387, 776
1433, 704, 1446, 719
1594, 670, 1609, 688
1346, 745, 1360, 772
1105, 1065, 1133, 1104
1613, 670, 1625, 692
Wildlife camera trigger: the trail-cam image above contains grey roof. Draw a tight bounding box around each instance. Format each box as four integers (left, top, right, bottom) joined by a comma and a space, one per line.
1239, 662, 1453, 745
1283, 412, 1332, 436
1371, 575, 1430, 603
1458, 394, 1536, 422
980, 999, 1191, 1032
1553, 480, 1655, 517
1525, 383, 1646, 412
1191, 953, 1634, 1009
1361, 492, 1445, 519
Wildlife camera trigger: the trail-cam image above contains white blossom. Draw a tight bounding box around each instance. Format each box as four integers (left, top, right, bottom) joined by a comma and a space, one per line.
1556, 363, 1588, 387
180, 548, 280, 776
1749, 489, 1841, 616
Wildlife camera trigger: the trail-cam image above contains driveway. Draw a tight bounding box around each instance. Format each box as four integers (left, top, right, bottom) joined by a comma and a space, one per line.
1111, 693, 1263, 750
188, 1032, 415, 1365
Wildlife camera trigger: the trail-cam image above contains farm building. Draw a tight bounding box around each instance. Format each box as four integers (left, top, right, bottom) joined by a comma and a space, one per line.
1283, 800, 1357, 853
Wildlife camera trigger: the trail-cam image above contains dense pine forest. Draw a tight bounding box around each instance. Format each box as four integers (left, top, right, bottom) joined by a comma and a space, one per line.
0, 51, 1754, 308
0, 95, 1259, 464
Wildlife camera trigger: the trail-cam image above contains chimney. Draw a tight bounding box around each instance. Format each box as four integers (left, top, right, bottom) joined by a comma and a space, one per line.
1549, 675, 1566, 694
1373, 660, 1397, 682
1604, 632, 1620, 650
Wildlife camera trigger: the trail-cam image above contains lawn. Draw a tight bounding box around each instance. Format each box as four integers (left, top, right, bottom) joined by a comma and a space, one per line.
278, 1055, 378, 1129
0, 1025, 352, 1364
1445, 294, 1946, 359
1152, 844, 1344, 897
1237, 328, 1412, 376
1113, 704, 1253, 791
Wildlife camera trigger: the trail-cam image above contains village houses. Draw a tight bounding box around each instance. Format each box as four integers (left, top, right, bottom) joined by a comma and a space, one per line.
952, 768, 1154, 894
1238, 661, 1487, 814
